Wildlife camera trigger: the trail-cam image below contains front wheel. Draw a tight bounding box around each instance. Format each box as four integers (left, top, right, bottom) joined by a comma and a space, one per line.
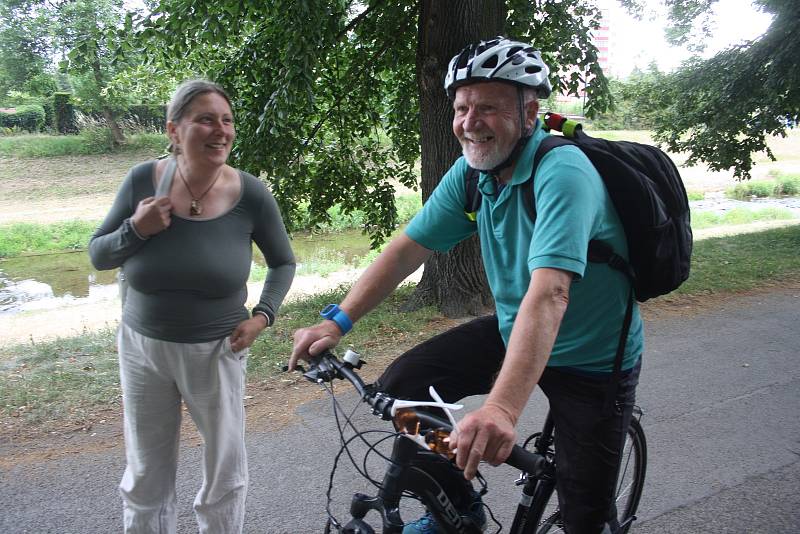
325, 517, 377, 534
535, 415, 647, 534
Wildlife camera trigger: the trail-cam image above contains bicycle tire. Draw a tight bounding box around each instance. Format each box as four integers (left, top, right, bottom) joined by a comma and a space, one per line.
531, 417, 647, 534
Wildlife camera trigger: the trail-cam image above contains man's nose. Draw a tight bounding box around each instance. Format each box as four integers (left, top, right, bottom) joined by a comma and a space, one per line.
462, 109, 483, 131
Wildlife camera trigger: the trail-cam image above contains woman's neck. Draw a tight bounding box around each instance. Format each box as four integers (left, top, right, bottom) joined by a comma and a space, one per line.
177, 157, 224, 184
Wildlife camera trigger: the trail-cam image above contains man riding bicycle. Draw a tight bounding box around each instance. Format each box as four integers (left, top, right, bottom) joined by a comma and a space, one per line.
290, 36, 643, 534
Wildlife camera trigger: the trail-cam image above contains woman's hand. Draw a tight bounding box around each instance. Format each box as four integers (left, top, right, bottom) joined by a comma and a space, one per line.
230, 315, 268, 352
131, 196, 172, 237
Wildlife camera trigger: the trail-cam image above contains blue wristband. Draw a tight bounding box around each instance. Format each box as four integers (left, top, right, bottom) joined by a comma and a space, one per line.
320, 304, 353, 335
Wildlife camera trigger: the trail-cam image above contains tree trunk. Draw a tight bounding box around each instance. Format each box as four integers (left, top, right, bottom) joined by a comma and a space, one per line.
406, 0, 505, 317
91, 57, 124, 146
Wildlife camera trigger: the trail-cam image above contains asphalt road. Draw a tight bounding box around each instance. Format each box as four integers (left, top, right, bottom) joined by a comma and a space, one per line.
2, 288, 799, 533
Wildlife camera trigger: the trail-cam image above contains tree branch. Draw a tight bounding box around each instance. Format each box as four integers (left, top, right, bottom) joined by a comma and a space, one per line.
290, 5, 416, 165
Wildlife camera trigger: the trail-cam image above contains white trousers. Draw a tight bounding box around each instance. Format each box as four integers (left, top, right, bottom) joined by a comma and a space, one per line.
117, 323, 248, 534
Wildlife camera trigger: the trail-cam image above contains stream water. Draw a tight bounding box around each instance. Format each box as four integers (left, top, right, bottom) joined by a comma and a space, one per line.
0, 228, 388, 315
2, 196, 799, 315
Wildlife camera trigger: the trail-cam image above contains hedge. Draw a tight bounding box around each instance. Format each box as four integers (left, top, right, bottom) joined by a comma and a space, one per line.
0, 104, 46, 132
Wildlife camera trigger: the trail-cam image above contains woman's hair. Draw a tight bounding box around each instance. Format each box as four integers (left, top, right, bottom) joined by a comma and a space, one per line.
166, 79, 233, 153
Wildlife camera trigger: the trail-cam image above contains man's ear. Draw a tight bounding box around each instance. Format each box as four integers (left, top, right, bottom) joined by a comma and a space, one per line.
525, 99, 540, 131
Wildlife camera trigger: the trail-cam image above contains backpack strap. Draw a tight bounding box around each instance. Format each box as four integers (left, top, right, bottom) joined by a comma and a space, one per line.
524, 135, 574, 221
603, 287, 634, 415
534, 136, 637, 416
464, 166, 482, 221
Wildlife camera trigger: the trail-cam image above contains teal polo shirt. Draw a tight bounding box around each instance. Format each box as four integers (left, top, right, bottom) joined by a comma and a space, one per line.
405, 122, 643, 372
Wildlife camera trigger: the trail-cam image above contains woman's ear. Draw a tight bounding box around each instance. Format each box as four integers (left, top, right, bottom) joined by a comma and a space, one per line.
166, 120, 178, 142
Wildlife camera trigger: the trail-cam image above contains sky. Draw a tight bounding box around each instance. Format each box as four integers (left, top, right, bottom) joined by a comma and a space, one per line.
122, 0, 774, 79
606, 0, 774, 77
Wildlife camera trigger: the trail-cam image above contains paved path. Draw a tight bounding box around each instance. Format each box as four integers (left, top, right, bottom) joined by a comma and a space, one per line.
1, 288, 799, 533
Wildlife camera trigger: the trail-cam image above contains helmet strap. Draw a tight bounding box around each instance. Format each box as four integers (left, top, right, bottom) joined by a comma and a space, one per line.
487, 87, 532, 177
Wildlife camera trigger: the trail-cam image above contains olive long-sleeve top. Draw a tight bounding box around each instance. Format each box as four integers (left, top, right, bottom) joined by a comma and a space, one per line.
89, 161, 296, 343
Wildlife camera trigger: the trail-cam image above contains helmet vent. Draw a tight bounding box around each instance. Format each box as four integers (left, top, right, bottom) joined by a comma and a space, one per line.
456, 50, 470, 69
525, 65, 542, 74
482, 54, 499, 69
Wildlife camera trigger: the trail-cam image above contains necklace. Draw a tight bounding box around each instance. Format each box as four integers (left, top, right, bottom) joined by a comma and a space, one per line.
177, 163, 224, 216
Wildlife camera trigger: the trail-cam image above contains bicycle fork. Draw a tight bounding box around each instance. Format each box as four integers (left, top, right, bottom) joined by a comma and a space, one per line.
348, 435, 482, 534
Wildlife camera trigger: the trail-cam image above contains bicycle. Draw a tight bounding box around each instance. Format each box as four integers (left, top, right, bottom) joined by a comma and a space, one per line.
296, 348, 647, 534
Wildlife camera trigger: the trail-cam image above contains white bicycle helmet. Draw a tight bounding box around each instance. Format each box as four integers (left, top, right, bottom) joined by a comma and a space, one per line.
444, 36, 552, 99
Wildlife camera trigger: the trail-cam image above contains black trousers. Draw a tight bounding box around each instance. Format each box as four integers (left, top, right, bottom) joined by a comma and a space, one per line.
374, 315, 641, 534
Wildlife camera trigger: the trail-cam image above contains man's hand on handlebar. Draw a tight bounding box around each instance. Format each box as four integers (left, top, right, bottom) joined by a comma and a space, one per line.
450, 403, 517, 480
288, 321, 343, 371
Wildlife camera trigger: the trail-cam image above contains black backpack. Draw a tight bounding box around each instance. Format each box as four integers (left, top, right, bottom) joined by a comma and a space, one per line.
465, 113, 693, 412
464, 112, 693, 303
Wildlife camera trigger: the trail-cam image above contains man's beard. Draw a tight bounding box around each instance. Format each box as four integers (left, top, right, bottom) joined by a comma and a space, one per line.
461, 138, 514, 171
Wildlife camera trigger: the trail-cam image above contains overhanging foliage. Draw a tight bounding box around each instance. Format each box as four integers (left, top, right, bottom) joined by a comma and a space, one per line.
653, 0, 799, 179
134, 0, 610, 247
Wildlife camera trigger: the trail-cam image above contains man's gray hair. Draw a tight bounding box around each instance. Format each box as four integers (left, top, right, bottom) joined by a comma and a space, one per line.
522, 86, 540, 105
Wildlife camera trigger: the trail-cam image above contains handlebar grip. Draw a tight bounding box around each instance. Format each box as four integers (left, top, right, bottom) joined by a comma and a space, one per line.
505, 445, 547, 476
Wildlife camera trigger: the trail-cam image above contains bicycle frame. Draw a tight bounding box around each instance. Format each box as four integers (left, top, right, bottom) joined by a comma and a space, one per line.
510, 414, 557, 533
306, 350, 548, 533
305, 350, 643, 534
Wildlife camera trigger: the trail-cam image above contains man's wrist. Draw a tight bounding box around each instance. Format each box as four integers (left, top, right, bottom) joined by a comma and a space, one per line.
484, 400, 520, 427
320, 304, 353, 335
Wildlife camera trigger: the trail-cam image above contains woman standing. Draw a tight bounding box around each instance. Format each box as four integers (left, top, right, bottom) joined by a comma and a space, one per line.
89, 79, 296, 533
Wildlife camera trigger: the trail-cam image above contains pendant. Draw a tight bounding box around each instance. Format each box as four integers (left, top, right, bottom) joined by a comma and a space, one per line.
190, 199, 202, 216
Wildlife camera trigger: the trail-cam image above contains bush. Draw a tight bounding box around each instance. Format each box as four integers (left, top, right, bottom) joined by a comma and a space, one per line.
53, 92, 77, 134
0, 104, 46, 132
727, 175, 800, 200
124, 105, 166, 133
727, 180, 774, 200
774, 175, 800, 196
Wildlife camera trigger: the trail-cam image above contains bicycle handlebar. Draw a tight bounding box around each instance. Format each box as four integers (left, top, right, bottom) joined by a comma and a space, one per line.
301, 349, 548, 477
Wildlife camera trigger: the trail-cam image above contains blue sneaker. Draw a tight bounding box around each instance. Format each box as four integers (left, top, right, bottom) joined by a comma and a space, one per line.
402, 511, 437, 534
402, 496, 487, 533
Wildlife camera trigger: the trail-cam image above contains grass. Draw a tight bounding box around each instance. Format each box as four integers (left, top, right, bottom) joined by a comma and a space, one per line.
676, 225, 800, 294
0, 220, 97, 257
0, 131, 167, 158
0, 328, 121, 425
3, 226, 800, 426
0, 284, 438, 425
691, 207, 796, 229
0, 195, 420, 261
2, 197, 795, 262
